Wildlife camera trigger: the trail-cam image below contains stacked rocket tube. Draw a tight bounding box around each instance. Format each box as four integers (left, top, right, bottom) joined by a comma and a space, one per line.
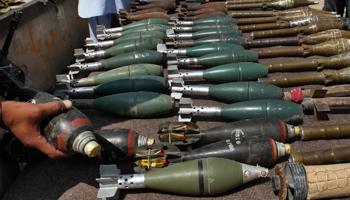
251, 38, 350, 58
246, 29, 350, 48
230, 7, 336, 18
226, 0, 318, 10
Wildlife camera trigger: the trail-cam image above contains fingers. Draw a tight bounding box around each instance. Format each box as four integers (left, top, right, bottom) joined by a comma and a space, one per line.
28, 134, 73, 159
38, 100, 72, 119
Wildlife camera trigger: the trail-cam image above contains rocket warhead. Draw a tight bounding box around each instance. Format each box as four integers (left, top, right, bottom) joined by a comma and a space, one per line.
97, 158, 268, 198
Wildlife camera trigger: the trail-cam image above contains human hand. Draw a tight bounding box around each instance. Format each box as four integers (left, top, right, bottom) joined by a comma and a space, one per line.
0, 100, 74, 159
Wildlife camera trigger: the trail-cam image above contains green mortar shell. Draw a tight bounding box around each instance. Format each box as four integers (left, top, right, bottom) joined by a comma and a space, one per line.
221, 99, 303, 124
101, 50, 165, 70
203, 63, 268, 83
191, 23, 237, 32
112, 31, 165, 46
92, 92, 173, 117
192, 28, 242, 39
91, 64, 163, 86
209, 82, 283, 103
122, 18, 169, 31
144, 157, 244, 195
198, 50, 258, 67
193, 17, 238, 26
193, 35, 247, 47
186, 43, 244, 57
94, 75, 168, 96
121, 24, 168, 36
105, 38, 163, 57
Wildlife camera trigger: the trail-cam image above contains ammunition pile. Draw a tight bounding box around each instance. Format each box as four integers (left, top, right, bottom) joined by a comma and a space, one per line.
24, 0, 350, 199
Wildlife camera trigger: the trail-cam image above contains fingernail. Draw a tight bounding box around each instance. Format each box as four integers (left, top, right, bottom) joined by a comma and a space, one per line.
62, 100, 72, 108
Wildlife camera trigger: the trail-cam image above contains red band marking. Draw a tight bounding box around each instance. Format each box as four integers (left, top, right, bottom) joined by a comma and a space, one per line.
270, 138, 276, 164
128, 130, 134, 155
279, 120, 286, 142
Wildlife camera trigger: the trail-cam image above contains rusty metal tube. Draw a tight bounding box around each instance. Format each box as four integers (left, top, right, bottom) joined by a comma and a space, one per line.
181, 6, 227, 16
246, 37, 300, 48
259, 67, 350, 87
231, 7, 336, 18
253, 38, 350, 58
290, 146, 350, 165
120, 12, 170, 24
120, 8, 167, 15
131, 1, 176, 12
178, 12, 227, 21
239, 21, 290, 32
182, 2, 226, 11
252, 21, 343, 39
254, 46, 303, 58
301, 123, 350, 140
226, 0, 318, 10
264, 51, 350, 72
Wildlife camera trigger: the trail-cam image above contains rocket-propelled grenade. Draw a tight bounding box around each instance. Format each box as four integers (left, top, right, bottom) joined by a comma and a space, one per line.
68, 50, 165, 72
75, 38, 163, 62
85, 30, 165, 49
226, 0, 319, 10
18, 88, 101, 157
173, 16, 238, 26
165, 27, 242, 40
96, 158, 268, 199
239, 15, 340, 32
95, 129, 154, 162
97, 18, 170, 34
158, 119, 350, 145
258, 67, 350, 87
181, 2, 226, 11
158, 119, 295, 144
167, 62, 268, 82
178, 98, 303, 124
180, 6, 227, 16
167, 50, 258, 67
264, 51, 350, 73
166, 34, 247, 48
56, 64, 163, 87
54, 75, 168, 100
157, 43, 244, 57
136, 136, 290, 168
172, 23, 238, 33
133, 0, 178, 5
72, 91, 174, 118
130, 1, 177, 12
236, 11, 339, 26
230, 7, 336, 18
178, 12, 228, 21
97, 24, 168, 40
246, 29, 350, 48
119, 12, 170, 25
289, 146, 350, 165
252, 21, 342, 39
272, 162, 350, 200
252, 38, 350, 58
170, 80, 284, 102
